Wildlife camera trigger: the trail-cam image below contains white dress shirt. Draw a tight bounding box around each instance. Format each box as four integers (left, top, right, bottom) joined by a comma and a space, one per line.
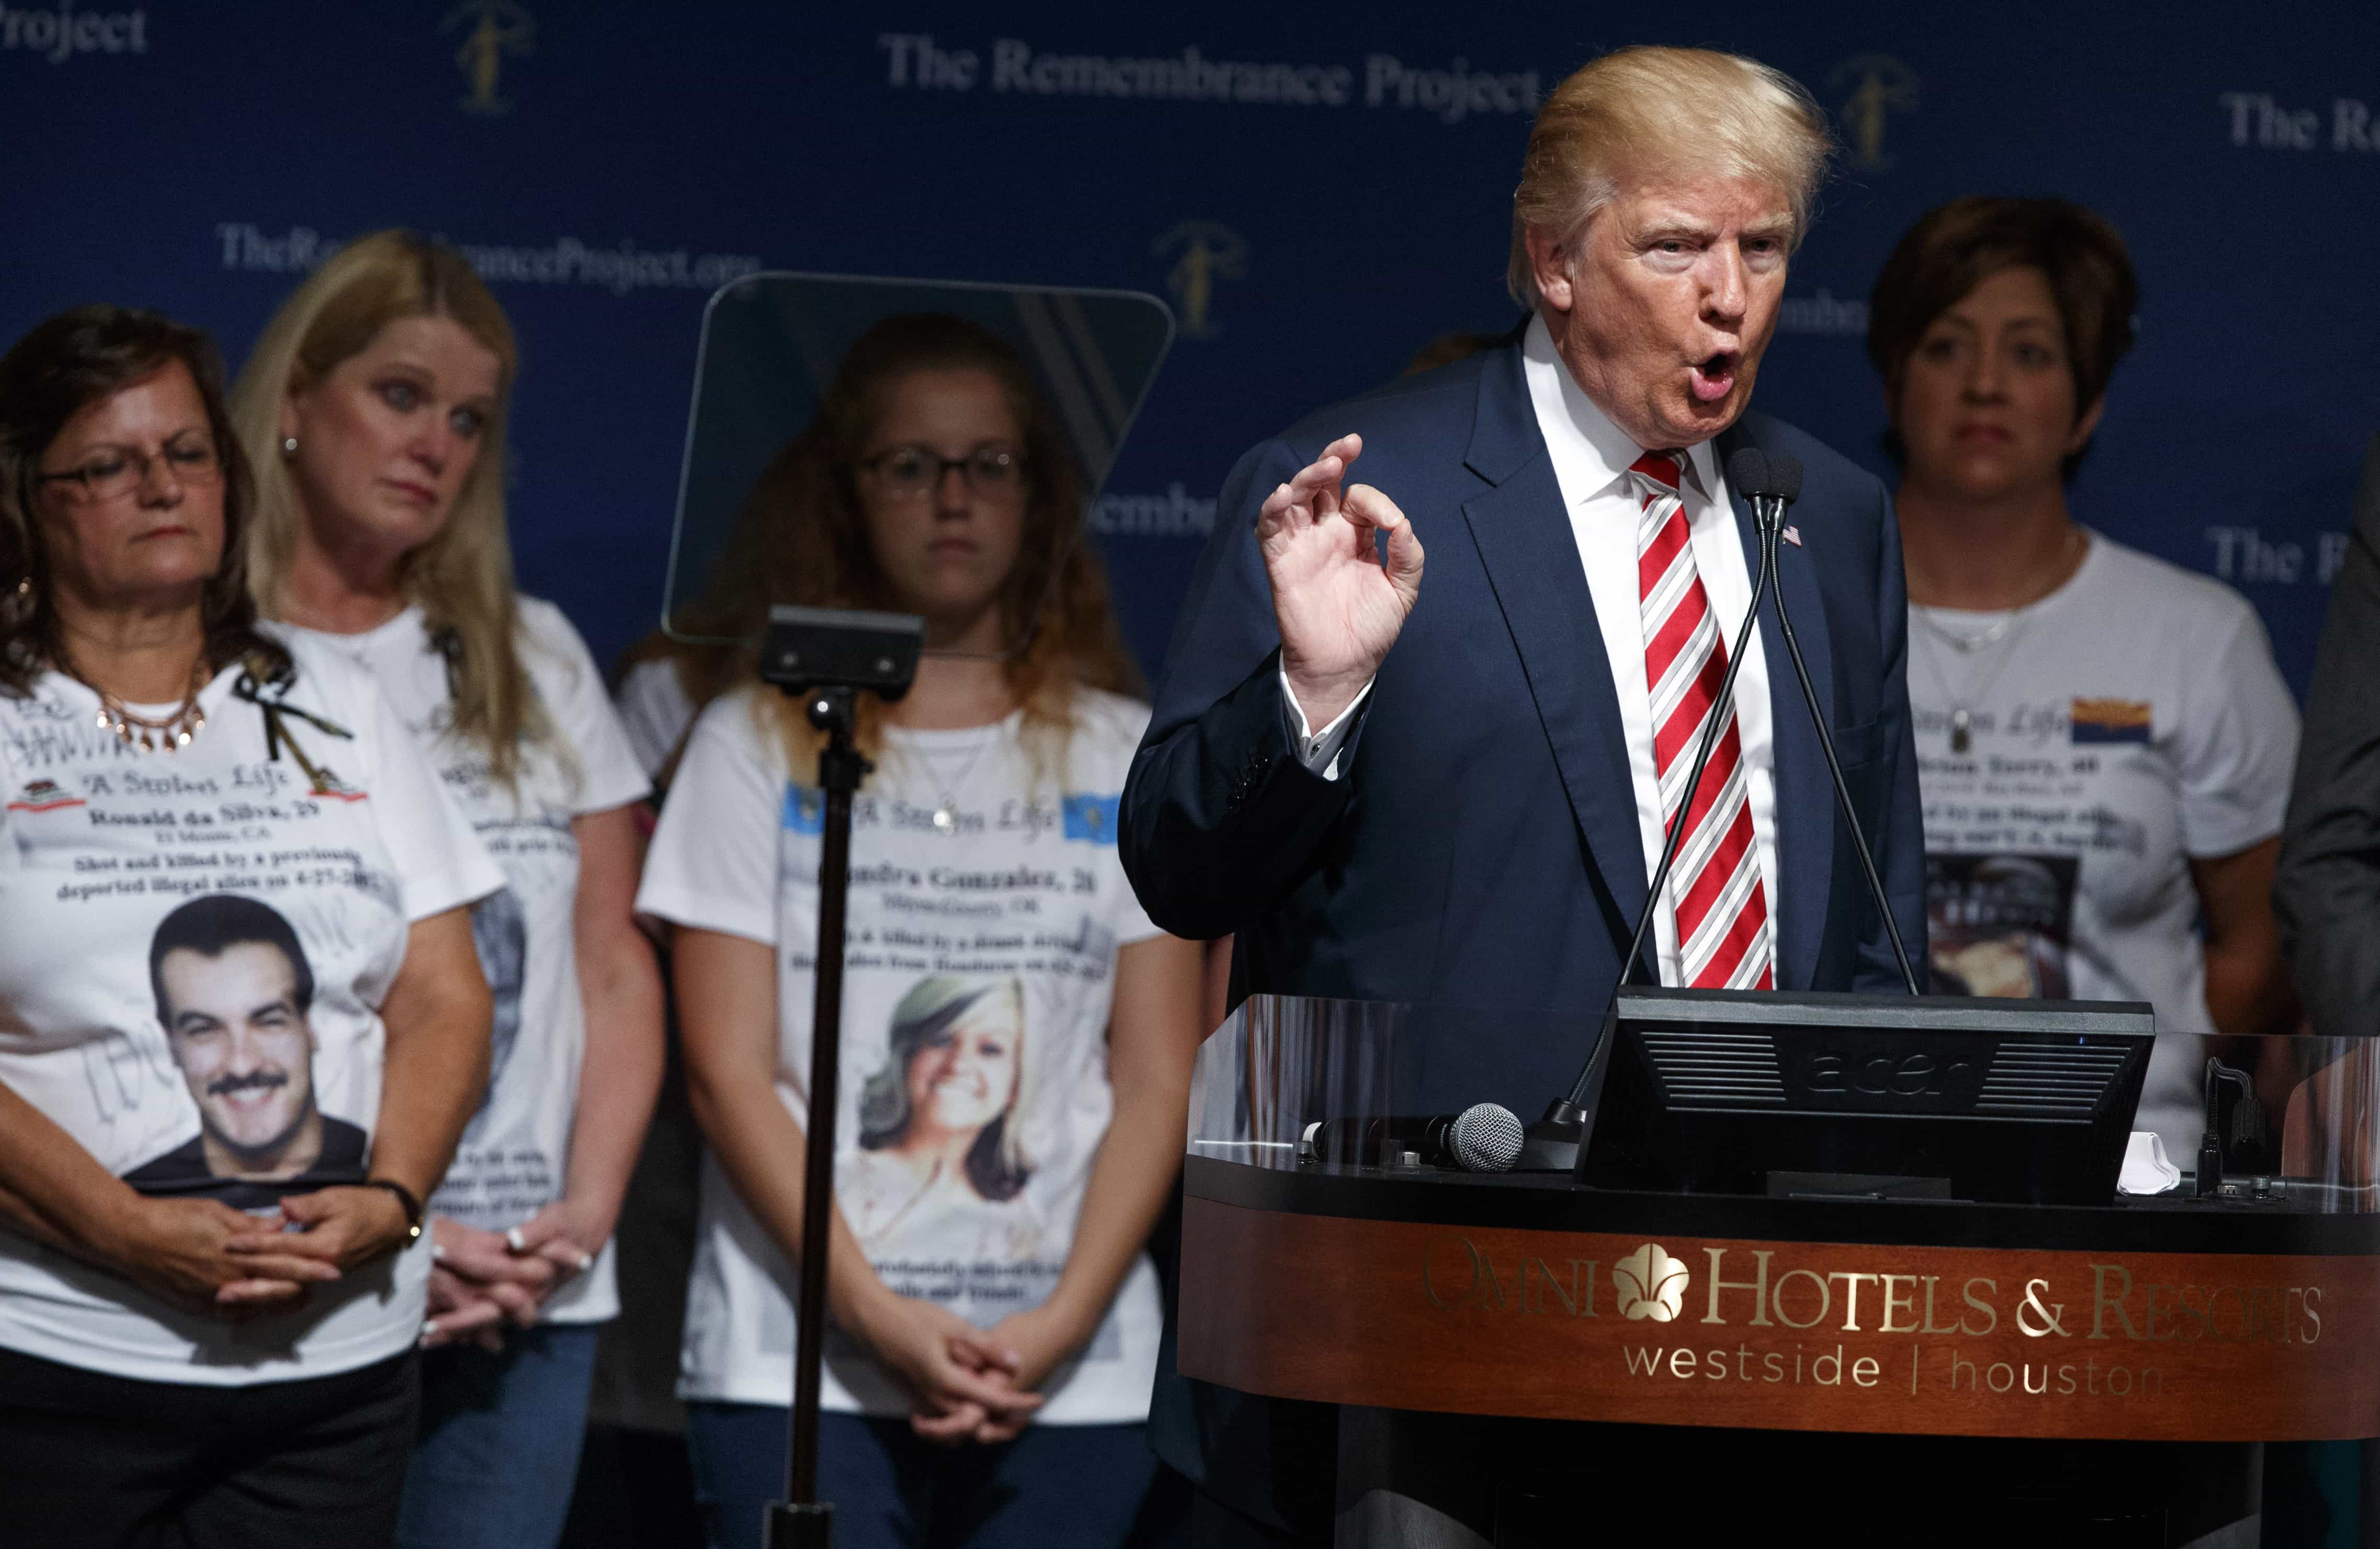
1284, 319, 1781, 986
1520, 316, 1779, 986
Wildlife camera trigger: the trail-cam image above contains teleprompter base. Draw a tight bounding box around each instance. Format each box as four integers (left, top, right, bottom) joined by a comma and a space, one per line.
764, 1501, 832, 1549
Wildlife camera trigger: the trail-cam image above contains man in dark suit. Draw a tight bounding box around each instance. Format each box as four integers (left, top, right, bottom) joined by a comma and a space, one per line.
1119, 44, 1926, 1547
2278, 432, 2380, 1040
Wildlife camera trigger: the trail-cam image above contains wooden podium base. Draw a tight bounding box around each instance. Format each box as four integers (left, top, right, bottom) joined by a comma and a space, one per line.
1180, 1160, 2380, 1442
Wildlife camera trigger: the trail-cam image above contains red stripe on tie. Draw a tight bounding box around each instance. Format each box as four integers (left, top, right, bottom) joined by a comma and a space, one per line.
1632, 449, 1772, 992
1690, 873, 1772, 990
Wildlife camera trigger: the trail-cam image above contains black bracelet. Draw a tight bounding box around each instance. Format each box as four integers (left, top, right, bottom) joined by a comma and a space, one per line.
362, 1178, 425, 1242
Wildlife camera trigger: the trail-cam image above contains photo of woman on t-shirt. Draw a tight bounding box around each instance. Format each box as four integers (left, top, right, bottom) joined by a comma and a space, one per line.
846, 977, 1037, 1259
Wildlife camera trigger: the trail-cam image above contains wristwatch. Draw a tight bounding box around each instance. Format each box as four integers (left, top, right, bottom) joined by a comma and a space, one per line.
362, 1178, 426, 1242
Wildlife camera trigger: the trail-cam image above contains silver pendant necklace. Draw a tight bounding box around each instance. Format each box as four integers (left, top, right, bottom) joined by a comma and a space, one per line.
1912, 528, 2084, 754
914, 728, 1000, 835
1914, 606, 2032, 754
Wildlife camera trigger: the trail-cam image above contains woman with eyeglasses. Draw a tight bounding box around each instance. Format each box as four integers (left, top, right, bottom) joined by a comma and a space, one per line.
0, 306, 498, 1547
228, 230, 666, 1549
636, 313, 1203, 1548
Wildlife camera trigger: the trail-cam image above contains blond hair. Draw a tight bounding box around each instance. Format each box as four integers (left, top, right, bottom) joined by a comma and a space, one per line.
231, 230, 549, 784
1507, 46, 1834, 308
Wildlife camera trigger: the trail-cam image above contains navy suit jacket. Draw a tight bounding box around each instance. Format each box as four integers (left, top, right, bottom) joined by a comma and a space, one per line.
1120, 339, 1927, 1530
1126, 340, 1925, 1099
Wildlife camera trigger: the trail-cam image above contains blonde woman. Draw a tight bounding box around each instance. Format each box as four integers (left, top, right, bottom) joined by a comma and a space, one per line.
229, 232, 665, 1549
636, 313, 1203, 1549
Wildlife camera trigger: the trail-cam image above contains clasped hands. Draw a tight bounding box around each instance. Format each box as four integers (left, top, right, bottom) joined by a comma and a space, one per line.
860, 1289, 1089, 1447
115, 1184, 418, 1319
127, 1184, 597, 1343
421, 1202, 601, 1349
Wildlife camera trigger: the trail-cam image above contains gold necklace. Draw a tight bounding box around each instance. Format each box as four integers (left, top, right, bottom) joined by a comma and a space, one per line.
68, 655, 212, 754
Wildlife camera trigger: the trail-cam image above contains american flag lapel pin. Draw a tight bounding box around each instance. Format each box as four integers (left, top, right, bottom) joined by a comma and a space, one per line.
1782, 525, 1802, 547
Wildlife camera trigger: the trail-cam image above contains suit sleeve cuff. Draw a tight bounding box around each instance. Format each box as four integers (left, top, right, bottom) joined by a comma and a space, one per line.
1279, 667, 1374, 782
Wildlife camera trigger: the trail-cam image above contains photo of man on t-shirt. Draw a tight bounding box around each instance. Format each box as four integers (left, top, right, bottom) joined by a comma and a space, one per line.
122, 894, 367, 1194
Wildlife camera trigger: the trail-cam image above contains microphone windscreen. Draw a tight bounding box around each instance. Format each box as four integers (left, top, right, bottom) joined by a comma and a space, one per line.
1725, 446, 1771, 499
1451, 1102, 1525, 1173
1769, 453, 1804, 504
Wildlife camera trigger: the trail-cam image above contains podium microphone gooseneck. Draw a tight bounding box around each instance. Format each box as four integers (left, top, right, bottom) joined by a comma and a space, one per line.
1516, 447, 1781, 1171
1755, 454, 1921, 999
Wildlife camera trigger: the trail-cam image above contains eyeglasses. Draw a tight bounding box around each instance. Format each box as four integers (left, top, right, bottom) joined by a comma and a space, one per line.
37, 440, 224, 503
859, 445, 1026, 500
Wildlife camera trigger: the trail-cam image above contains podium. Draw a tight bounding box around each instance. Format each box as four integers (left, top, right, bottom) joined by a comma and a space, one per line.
1177, 996, 2380, 1546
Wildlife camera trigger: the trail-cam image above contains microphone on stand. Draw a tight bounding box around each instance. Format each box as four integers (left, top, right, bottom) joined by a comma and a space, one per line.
1755, 452, 1921, 999
1515, 446, 1782, 1170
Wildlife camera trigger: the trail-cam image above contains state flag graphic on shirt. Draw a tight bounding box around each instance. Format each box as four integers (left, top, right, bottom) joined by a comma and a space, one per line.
2070, 698, 2153, 745
7, 779, 83, 813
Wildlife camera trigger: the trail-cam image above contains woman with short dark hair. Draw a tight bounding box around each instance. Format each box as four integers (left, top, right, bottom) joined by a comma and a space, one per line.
1869, 198, 2299, 1160
0, 305, 497, 1546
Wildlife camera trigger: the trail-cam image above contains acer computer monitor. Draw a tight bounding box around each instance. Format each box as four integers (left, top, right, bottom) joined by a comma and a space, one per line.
1577, 988, 2154, 1206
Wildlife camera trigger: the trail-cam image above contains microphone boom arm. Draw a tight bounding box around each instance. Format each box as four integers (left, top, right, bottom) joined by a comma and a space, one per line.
1530, 511, 1780, 1147
1517, 461, 1921, 1173
1759, 502, 1923, 997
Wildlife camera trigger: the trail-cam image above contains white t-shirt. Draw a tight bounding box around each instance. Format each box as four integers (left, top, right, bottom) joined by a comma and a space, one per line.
284, 602, 649, 1323
613, 657, 698, 783
1906, 533, 2299, 1154
0, 637, 501, 1384
637, 686, 1168, 1423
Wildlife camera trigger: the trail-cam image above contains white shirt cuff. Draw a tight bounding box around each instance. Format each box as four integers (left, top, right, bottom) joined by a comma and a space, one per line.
1281, 666, 1373, 782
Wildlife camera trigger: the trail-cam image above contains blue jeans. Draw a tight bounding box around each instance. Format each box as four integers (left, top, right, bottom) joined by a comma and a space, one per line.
687, 1402, 1163, 1549
395, 1322, 602, 1549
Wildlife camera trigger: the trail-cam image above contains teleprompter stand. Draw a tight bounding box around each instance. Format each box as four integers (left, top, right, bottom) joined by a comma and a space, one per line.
758, 607, 924, 1549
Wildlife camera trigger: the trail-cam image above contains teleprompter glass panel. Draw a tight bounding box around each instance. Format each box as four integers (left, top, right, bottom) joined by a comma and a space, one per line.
661, 273, 1173, 647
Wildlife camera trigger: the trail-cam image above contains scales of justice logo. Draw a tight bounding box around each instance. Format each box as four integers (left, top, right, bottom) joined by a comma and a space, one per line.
442, 0, 536, 116
1153, 222, 1249, 340
1828, 54, 1920, 170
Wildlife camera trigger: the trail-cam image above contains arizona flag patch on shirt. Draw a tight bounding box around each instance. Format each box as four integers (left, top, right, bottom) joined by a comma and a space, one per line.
2070, 698, 2153, 745
6, 779, 83, 813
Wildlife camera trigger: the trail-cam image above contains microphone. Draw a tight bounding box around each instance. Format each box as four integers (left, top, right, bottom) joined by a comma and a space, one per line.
1514, 447, 1782, 1171
1302, 1102, 1526, 1173
1754, 452, 1921, 997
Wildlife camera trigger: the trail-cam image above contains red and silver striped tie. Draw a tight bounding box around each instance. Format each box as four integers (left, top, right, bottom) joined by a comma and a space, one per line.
1630, 451, 1773, 990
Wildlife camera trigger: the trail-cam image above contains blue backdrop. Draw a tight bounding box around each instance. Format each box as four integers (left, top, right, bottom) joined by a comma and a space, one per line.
7, 2, 2378, 694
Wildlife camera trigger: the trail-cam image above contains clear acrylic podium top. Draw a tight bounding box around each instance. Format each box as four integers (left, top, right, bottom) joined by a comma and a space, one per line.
1187, 993, 2380, 1211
